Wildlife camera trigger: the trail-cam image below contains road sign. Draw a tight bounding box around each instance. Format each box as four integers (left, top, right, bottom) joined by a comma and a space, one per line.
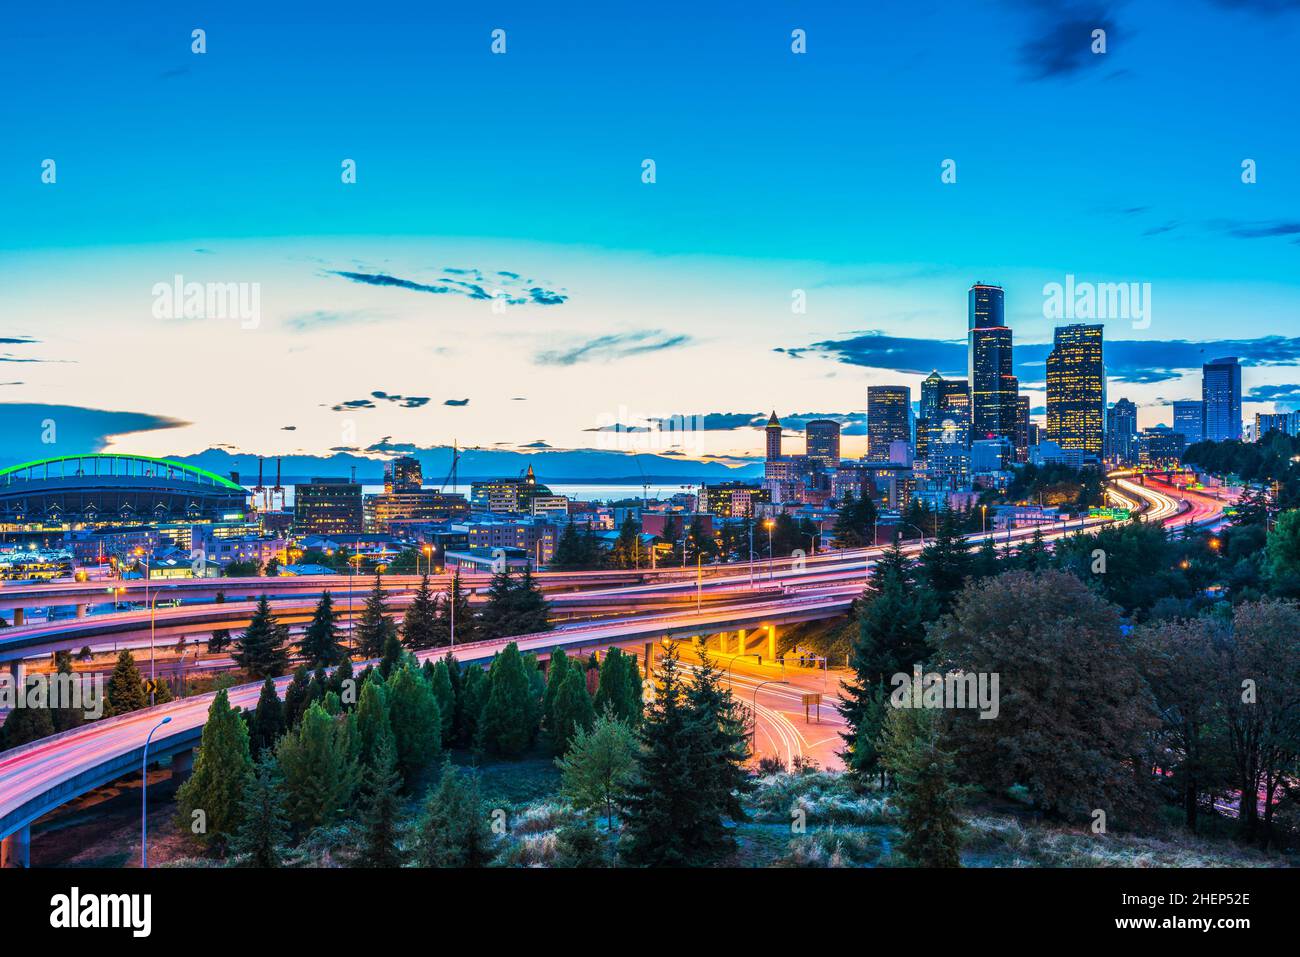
802, 692, 822, 722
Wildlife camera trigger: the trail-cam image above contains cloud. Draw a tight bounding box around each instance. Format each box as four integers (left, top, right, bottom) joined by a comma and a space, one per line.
444, 398, 470, 407
281, 425, 297, 431
1246, 384, 1300, 410
536, 330, 692, 366
1210, 219, 1300, 239
0, 404, 189, 465
285, 309, 389, 331
330, 391, 430, 411
0, 337, 39, 345
1013, 2, 1120, 81
328, 267, 567, 307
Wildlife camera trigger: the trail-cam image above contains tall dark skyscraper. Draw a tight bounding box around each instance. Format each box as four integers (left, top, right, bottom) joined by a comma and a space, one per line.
765, 410, 783, 461
1045, 323, 1105, 456
1173, 400, 1203, 446
804, 419, 841, 469
1106, 398, 1139, 465
867, 386, 911, 461
967, 283, 1017, 442
1201, 358, 1242, 442
1014, 394, 1031, 463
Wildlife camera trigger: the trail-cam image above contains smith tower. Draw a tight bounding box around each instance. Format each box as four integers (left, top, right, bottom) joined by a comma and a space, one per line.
967, 283, 1017, 442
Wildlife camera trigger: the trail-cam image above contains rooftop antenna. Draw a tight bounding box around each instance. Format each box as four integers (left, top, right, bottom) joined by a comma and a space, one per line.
273, 458, 284, 510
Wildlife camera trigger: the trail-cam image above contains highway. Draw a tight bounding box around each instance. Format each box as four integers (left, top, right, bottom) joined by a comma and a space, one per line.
0, 472, 1225, 859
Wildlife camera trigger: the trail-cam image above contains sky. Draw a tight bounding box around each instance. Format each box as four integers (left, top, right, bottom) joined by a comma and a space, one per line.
1, 0, 1298, 470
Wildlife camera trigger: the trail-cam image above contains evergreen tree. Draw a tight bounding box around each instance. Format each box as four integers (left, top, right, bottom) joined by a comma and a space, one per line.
356, 732, 405, 867
477, 568, 517, 640
298, 592, 346, 668
386, 664, 442, 782
209, 591, 232, 654
833, 490, 878, 548
428, 659, 456, 745
510, 569, 551, 635
557, 712, 638, 830
972, 536, 1001, 578
457, 665, 489, 747
232, 596, 291, 679
401, 575, 440, 650
551, 666, 596, 753
593, 647, 643, 725
879, 706, 963, 867
105, 649, 148, 716
415, 762, 495, 867
609, 513, 642, 569
0, 693, 55, 750
477, 642, 542, 756
275, 701, 359, 831
683, 649, 752, 857
230, 752, 289, 867
554, 818, 609, 867
1016, 526, 1051, 571
249, 676, 284, 759
355, 575, 397, 659
328, 656, 356, 709
282, 667, 311, 728
919, 506, 973, 611
543, 648, 571, 730
51, 652, 85, 733
175, 689, 254, 846
378, 632, 405, 679
354, 677, 395, 772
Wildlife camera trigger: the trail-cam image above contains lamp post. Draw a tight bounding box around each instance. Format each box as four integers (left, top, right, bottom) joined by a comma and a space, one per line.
695, 553, 703, 614
980, 504, 987, 536
141, 716, 171, 869
899, 522, 926, 549
764, 520, 775, 580
750, 679, 790, 751
747, 517, 755, 589
135, 548, 157, 706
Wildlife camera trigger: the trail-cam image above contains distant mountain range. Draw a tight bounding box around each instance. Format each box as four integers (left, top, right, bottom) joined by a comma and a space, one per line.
168, 447, 764, 485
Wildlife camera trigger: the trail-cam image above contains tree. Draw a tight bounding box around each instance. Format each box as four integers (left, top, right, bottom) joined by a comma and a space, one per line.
557, 713, 638, 830
282, 667, 311, 729
972, 537, 1001, 579
0, 693, 54, 751
930, 570, 1156, 821
175, 689, 254, 846
510, 569, 551, 635
554, 818, 609, 867
608, 513, 642, 569
298, 592, 346, 668
356, 732, 405, 867
378, 632, 405, 680
230, 752, 289, 867
427, 659, 456, 745
432, 573, 478, 646
275, 701, 359, 831
457, 665, 489, 747
542, 648, 571, 731
401, 575, 440, 650
385, 664, 442, 782
354, 676, 395, 773
51, 652, 84, 733
477, 642, 542, 756
682, 649, 753, 858
879, 706, 962, 867
105, 649, 147, 717
355, 575, 398, 659
919, 507, 973, 612
1016, 527, 1051, 571
551, 667, 596, 753
593, 647, 643, 725
232, 596, 290, 679
209, 591, 232, 654
415, 762, 495, 867
833, 490, 878, 549
1264, 509, 1300, 597
249, 676, 284, 759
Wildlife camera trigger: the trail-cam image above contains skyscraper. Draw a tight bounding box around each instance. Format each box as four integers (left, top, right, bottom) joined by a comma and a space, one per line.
867, 386, 911, 462
1201, 357, 1242, 443
385, 455, 422, 493
968, 283, 1017, 442
765, 411, 783, 461
1105, 398, 1138, 465
1014, 394, 1031, 464
804, 419, 841, 469
1045, 323, 1105, 457
1173, 400, 1203, 446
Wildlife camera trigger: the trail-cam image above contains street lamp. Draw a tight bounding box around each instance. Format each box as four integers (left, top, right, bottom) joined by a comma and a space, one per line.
764, 520, 775, 580
751, 679, 790, 751
899, 522, 926, 549
141, 716, 171, 868
134, 548, 158, 706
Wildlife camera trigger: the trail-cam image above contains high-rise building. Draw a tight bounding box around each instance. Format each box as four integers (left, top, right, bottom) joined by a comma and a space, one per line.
804, 419, 841, 469
1256, 411, 1298, 438
765, 411, 783, 461
1014, 394, 1031, 463
867, 386, 911, 461
385, 455, 423, 493
294, 478, 364, 535
1202, 357, 1242, 442
1173, 400, 1204, 446
1045, 323, 1105, 457
470, 464, 554, 513
1105, 398, 1138, 464
968, 283, 1017, 442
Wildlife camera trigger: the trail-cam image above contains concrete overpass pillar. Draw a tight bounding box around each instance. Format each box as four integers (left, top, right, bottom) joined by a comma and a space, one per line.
766, 625, 777, 662
1, 825, 31, 868
735, 629, 747, 656
76, 603, 87, 619
8, 661, 25, 685
170, 749, 195, 780
11, 608, 22, 627
717, 631, 729, 654
643, 642, 654, 671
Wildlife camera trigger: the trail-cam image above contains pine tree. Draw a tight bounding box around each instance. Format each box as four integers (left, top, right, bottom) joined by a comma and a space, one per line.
1017, 526, 1051, 571
457, 665, 489, 747
209, 591, 232, 654
0, 694, 55, 750
593, 647, 642, 725
328, 655, 356, 709
298, 592, 346, 668
275, 701, 359, 831
249, 676, 284, 759
355, 575, 397, 659
552, 522, 589, 569
557, 712, 638, 830
282, 667, 311, 728
354, 676, 395, 772
385, 664, 441, 782
356, 732, 405, 867
51, 652, 85, 733
415, 762, 495, 867
428, 659, 456, 745
230, 752, 289, 867
401, 575, 440, 650
972, 536, 1001, 578
175, 689, 254, 846
232, 596, 290, 679
477, 569, 517, 640
510, 568, 551, 635
543, 648, 571, 730
683, 649, 752, 856
477, 642, 542, 756
919, 506, 973, 611
554, 818, 609, 867
105, 649, 148, 716
432, 573, 478, 645
879, 706, 962, 867
609, 513, 641, 569
551, 666, 596, 754
378, 632, 405, 679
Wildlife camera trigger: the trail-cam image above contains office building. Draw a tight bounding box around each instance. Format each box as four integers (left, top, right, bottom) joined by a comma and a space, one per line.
968, 283, 1018, 442
295, 478, 364, 535
1256, 411, 1298, 438
470, 465, 554, 513
1105, 398, 1139, 465
1173, 400, 1203, 447
1202, 357, 1242, 442
1139, 426, 1185, 469
1045, 323, 1105, 457
804, 419, 841, 470
867, 386, 910, 461
384, 455, 423, 493
1014, 394, 1031, 463
765, 411, 783, 461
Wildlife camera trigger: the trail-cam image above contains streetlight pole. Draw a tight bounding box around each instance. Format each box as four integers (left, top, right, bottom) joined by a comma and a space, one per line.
747, 518, 755, 589
141, 716, 172, 868
750, 679, 789, 752
696, 553, 702, 614
765, 520, 774, 580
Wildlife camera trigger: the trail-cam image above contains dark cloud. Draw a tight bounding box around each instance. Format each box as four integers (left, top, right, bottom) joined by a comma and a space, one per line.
328, 267, 567, 307
0, 337, 39, 345
330, 391, 430, 412
444, 398, 470, 407
536, 330, 692, 366
281, 425, 297, 431
0, 404, 188, 466
1211, 219, 1300, 239
1247, 384, 1300, 410
1014, 2, 1119, 81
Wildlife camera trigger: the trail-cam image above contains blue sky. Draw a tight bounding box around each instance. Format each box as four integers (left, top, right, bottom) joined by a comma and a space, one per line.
1, 0, 1298, 467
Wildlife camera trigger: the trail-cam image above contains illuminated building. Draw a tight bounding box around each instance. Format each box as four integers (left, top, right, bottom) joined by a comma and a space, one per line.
765, 411, 783, 461
701, 481, 770, 518
385, 455, 423, 493
1139, 426, 1185, 468
1255, 411, 1298, 438
1173, 400, 1204, 446
470, 465, 554, 513
968, 283, 1018, 442
1014, 394, 1031, 463
368, 489, 470, 530
1045, 323, 1105, 457
804, 419, 841, 469
294, 478, 364, 535
867, 386, 910, 461
1202, 357, 1242, 442
1105, 398, 1138, 465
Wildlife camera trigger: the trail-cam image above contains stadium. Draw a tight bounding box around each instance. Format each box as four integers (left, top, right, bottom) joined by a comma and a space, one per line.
0, 453, 249, 528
